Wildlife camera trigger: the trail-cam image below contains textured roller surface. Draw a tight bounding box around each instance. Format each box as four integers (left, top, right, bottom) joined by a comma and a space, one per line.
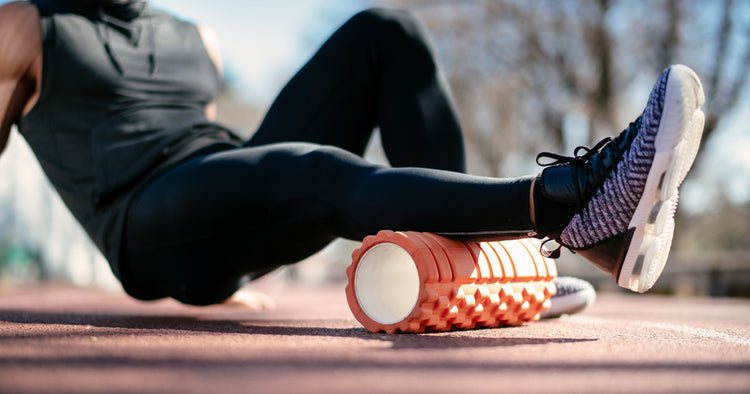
346, 230, 557, 333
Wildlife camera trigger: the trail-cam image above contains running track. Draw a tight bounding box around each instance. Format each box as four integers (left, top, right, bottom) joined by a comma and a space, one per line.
1, 279, 748, 393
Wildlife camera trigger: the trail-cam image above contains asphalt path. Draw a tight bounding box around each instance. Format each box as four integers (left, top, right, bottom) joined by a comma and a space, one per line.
1, 279, 749, 393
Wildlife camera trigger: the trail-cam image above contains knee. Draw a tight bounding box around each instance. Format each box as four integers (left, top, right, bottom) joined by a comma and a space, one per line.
348, 7, 429, 47
352, 7, 420, 28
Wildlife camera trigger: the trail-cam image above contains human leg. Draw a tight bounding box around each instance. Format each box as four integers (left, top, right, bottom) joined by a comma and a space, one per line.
118, 8, 475, 305
249, 8, 466, 172
119, 64, 705, 304
120, 142, 533, 305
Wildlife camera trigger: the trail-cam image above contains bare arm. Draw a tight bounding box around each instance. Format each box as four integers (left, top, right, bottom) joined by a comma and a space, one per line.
197, 25, 222, 122
0, 1, 42, 154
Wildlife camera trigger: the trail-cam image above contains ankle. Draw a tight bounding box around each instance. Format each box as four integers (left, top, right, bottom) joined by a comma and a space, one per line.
532, 171, 578, 238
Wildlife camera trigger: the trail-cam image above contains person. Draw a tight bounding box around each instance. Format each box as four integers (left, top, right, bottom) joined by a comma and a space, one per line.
0, 0, 704, 307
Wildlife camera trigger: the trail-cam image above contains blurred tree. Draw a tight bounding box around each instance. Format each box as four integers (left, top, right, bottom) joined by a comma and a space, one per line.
377, 0, 750, 295
386, 0, 750, 177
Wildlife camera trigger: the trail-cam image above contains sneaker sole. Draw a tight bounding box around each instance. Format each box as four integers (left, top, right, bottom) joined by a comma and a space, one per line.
617, 65, 705, 292
540, 277, 596, 319
346, 231, 557, 333
540, 287, 596, 318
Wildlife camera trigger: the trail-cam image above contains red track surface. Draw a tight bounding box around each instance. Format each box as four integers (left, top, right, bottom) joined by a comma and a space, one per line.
1, 280, 749, 393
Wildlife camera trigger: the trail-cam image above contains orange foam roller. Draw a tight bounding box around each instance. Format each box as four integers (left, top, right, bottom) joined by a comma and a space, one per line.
345, 230, 557, 333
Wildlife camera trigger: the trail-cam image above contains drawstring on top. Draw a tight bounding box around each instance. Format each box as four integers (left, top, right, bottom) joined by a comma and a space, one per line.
95, 6, 123, 75
93, 1, 157, 75
147, 15, 157, 74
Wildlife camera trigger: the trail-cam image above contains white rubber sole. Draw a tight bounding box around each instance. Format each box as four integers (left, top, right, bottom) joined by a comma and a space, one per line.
540, 287, 596, 319
617, 65, 705, 293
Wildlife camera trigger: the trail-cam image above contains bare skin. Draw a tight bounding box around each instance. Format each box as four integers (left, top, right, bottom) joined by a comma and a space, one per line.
0, 1, 42, 154
0, 1, 220, 156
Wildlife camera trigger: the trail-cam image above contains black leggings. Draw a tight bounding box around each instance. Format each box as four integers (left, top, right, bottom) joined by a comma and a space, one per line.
121, 8, 534, 305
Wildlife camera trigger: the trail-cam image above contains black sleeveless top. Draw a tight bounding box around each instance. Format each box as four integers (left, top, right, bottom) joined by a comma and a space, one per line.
19, 0, 241, 277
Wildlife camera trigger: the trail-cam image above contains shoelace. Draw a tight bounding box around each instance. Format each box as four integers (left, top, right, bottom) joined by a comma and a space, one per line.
536, 116, 642, 207
540, 238, 563, 258
535, 116, 643, 259
536, 138, 612, 206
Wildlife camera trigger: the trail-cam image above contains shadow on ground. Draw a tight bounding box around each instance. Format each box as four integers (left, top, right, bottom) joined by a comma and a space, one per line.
0, 309, 596, 350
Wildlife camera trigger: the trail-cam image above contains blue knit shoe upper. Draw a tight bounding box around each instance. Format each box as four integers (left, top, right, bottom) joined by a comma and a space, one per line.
561, 70, 668, 249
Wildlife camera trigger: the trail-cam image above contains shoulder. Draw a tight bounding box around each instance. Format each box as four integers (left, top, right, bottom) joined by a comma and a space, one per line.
0, 2, 41, 40
196, 25, 222, 76
147, 7, 222, 75
0, 1, 41, 78
0, 1, 39, 23
196, 25, 220, 55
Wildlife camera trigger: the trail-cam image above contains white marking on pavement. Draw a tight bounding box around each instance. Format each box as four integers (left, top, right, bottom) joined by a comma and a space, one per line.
571, 316, 750, 347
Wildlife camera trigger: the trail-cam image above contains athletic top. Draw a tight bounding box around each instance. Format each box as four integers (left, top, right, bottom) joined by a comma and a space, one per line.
18, 0, 242, 277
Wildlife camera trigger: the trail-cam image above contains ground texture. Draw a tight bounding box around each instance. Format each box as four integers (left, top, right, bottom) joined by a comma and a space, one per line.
1, 279, 749, 393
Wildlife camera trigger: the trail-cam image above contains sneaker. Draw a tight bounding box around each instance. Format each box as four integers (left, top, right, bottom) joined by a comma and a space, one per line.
536, 65, 705, 293
541, 276, 596, 319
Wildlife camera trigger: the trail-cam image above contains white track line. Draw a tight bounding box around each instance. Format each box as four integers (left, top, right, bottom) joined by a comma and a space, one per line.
571, 316, 750, 347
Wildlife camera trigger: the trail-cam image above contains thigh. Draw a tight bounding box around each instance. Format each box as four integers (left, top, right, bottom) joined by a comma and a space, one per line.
120, 142, 374, 304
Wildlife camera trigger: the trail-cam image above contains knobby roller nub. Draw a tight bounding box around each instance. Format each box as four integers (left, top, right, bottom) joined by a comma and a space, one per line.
346, 230, 558, 333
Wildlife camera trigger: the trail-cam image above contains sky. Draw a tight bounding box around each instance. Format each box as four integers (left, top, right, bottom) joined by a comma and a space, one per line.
151, 0, 371, 104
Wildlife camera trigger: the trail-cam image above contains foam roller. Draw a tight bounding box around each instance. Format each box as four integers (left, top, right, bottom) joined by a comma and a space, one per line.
345, 230, 557, 333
